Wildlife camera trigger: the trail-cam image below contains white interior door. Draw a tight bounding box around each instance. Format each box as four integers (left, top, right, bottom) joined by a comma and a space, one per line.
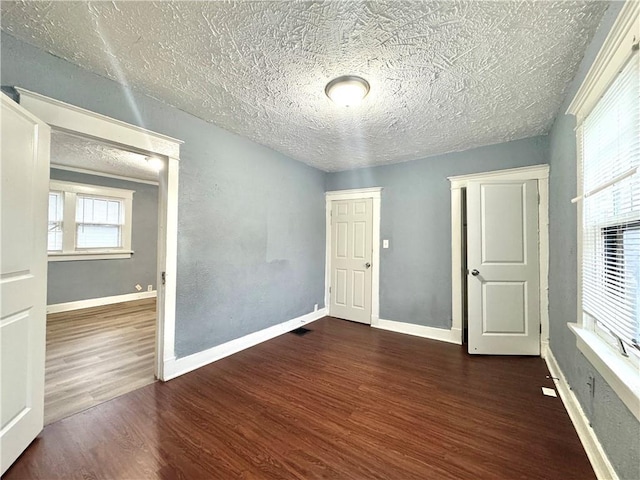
467, 179, 540, 355
1, 94, 50, 474
330, 198, 373, 324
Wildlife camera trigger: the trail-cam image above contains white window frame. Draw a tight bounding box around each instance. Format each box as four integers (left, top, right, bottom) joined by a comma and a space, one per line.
48, 180, 134, 261
566, 0, 640, 421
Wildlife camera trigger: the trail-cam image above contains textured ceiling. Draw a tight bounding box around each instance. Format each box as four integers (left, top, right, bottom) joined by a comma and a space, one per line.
51, 130, 159, 182
2, 1, 608, 172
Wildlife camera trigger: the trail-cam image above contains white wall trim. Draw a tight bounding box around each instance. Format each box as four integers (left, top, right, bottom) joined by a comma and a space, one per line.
569, 323, 640, 422
47, 290, 157, 314
325, 188, 382, 324
51, 164, 159, 186
163, 308, 327, 381
48, 251, 134, 262
449, 164, 549, 350
544, 348, 619, 480
15, 88, 182, 158
16, 87, 182, 381
373, 318, 462, 345
566, 0, 640, 122
448, 164, 550, 189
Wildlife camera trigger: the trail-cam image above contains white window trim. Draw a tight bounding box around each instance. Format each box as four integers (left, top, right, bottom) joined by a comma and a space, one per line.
566, 0, 640, 421
48, 180, 134, 261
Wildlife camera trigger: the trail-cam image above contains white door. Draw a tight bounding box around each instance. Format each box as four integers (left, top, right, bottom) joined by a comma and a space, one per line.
1, 94, 50, 474
330, 198, 373, 324
467, 179, 540, 355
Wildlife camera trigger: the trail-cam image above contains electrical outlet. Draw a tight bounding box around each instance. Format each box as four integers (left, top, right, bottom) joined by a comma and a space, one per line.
314, 304, 318, 312
147, 284, 153, 292
135, 284, 142, 292
383, 239, 389, 249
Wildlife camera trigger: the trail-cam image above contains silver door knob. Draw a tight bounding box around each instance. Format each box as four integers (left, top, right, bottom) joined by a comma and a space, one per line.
471, 269, 480, 276
365, 262, 371, 269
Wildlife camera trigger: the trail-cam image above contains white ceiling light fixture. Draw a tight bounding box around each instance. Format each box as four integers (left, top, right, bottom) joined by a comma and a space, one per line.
325, 75, 370, 107
147, 156, 164, 171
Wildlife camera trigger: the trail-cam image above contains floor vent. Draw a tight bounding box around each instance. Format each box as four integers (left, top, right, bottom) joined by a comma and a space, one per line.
290, 327, 312, 336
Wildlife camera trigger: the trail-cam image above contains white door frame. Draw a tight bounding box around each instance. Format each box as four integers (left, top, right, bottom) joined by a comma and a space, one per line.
15, 87, 182, 381
325, 188, 382, 325
448, 164, 549, 354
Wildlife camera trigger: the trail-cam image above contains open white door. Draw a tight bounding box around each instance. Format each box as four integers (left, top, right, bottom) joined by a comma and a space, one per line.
330, 198, 373, 324
467, 179, 540, 355
0, 93, 50, 474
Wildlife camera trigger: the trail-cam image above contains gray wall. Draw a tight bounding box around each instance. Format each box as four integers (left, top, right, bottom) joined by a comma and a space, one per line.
548, 3, 639, 479
1, 32, 326, 358
326, 136, 548, 328
47, 168, 158, 305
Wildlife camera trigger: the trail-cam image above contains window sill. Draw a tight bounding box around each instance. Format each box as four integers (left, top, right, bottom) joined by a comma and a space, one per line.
48, 250, 133, 262
568, 323, 640, 421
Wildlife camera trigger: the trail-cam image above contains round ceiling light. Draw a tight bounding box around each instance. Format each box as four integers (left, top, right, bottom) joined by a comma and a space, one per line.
325, 75, 370, 107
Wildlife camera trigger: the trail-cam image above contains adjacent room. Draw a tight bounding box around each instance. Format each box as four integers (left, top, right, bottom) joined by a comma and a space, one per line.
1, 1, 638, 479
44, 132, 160, 424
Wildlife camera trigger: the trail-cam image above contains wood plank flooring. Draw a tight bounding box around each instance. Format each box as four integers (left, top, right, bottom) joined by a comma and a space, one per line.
7, 317, 594, 479
44, 298, 156, 425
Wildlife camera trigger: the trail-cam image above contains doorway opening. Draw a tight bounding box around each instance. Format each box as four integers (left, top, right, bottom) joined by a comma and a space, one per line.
44, 132, 160, 424
449, 165, 550, 356
324, 188, 382, 325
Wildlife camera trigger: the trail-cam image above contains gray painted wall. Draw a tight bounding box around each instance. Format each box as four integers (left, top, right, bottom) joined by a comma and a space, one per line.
548, 3, 639, 479
1, 32, 326, 358
325, 136, 548, 329
47, 168, 158, 305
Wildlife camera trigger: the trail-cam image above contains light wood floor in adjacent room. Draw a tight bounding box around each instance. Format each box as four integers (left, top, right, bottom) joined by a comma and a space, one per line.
44, 298, 156, 425
9, 316, 594, 479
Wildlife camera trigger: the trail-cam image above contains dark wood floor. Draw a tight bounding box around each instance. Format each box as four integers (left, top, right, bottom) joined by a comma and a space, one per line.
5, 317, 594, 480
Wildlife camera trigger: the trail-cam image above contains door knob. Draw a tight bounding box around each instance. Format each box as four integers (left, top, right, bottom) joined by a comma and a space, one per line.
365, 262, 371, 269
471, 269, 480, 276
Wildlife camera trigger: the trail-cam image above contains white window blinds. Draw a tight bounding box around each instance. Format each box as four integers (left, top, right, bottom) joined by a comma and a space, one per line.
48, 191, 63, 251
581, 50, 640, 350
76, 195, 123, 249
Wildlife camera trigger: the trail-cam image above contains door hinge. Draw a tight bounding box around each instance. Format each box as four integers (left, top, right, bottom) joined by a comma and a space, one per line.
161, 271, 166, 286
538, 193, 541, 205
540, 323, 542, 334
329, 286, 331, 293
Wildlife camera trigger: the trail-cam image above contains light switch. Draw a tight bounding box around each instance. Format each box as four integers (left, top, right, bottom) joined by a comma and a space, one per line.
383, 239, 389, 249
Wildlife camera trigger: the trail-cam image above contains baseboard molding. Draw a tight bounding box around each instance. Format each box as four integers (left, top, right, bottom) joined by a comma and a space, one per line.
541, 339, 550, 359
47, 290, 157, 314
373, 318, 462, 345
544, 348, 618, 480
163, 308, 327, 381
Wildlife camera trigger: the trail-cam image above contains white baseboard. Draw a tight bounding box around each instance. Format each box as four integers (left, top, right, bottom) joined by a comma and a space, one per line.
544, 348, 618, 480
163, 308, 327, 381
373, 318, 462, 345
47, 290, 157, 314
541, 339, 550, 359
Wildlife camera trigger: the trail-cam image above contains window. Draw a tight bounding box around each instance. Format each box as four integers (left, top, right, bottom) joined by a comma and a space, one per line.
48, 191, 63, 251
48, 180, 134, 261
567, 2, 640, 421
580, 50, 639, 357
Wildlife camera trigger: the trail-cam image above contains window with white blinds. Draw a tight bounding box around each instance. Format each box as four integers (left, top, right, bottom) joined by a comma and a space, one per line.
47, 180, 134, 261
581, 50, 640, 353
76, 195, 123, 249
48, 191, 64, 251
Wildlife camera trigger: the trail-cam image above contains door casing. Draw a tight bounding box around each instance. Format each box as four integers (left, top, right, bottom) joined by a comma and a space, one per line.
15, 87, 182, 381
448, 165, 549, 355
325, 188, 382, 325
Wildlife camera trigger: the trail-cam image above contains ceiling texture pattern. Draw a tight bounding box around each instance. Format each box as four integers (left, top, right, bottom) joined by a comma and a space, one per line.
2, 1, 608, 171
51, 131, 160, 182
